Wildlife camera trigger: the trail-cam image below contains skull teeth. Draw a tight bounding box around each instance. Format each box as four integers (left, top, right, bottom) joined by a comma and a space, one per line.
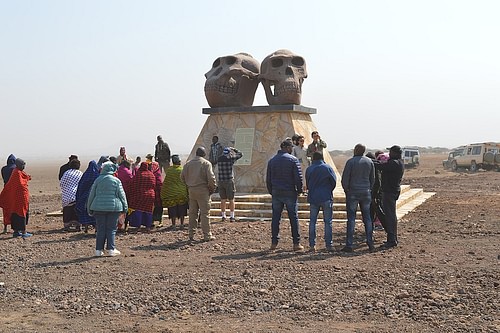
273, 82, 301, 96
204, 82, 239, 94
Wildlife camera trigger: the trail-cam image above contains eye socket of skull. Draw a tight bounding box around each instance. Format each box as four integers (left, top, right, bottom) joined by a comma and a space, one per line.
212, 58, 221, 68
292, 57, 305, 66
225, 56, 237, 65
271, 58, 283, 68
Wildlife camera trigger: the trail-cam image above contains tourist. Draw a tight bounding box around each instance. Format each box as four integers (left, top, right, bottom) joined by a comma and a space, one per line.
305, 152, 337, 252
116, 147, 128, 165
60, 158, 83, 231
266, 140, 304, 252
292, 135, 308, 191
217, 147, 243, 222
209, 135, 224, 167
75, 160, 100, 233
181, 147, 216, 242
341, 144, 375, 253
0, 158, 32, 238
87, 161, 128, 256
160, 155, 189, 229
58, 154, 78, 180
127, 162, 156, 232
154, 135, 171, 174
375, 145, 404, 249
1, 153, 16, 233
306, 131, 327, 158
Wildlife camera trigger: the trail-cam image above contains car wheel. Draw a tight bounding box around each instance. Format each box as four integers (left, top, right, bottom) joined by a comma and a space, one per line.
470, 161, 477, 172
451, 160, 458, 171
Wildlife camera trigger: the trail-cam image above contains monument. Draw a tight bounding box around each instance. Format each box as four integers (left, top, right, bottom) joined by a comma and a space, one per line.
188, 50, 338, 193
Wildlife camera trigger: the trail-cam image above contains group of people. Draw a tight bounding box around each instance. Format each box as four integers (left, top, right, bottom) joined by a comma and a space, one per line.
1, 131, 404, 256
266, 133, 404, 253
58, 139, 190, 256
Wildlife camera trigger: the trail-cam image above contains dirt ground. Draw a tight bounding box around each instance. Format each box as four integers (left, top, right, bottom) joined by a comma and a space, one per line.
0, 154, 499, 333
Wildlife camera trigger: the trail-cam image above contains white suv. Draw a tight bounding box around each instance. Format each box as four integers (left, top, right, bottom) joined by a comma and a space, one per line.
402, 147, 420, 167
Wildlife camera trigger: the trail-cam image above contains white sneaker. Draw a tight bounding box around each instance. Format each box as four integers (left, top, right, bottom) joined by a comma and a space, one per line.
95, 250, 104, 257
107, 249, 121, 256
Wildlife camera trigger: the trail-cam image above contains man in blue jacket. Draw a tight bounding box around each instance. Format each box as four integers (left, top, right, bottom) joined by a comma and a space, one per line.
266, 140, 304, 252
341, 143, 375, 253
306, 152, 337, 252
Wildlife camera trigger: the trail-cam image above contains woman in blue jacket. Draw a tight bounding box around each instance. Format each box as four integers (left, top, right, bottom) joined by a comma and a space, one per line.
87, 161, 128, 257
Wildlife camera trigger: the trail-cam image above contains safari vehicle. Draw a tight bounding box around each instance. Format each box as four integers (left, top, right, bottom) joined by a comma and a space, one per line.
402, 147, 420, 167
443, 146, 465, 169
451, 142, 500, 172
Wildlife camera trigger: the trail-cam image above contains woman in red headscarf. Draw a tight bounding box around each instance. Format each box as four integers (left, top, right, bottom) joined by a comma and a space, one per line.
127, 162, 156, 231
0, 158, 32, 238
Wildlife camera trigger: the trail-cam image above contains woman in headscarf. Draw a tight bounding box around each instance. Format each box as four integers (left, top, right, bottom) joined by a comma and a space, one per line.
0, 158, 32, 238
127, 162, 156, 231
160, 155, 189, 229
87, 161, 128, 256
75, 160, 100, 233
1, 154, 16, 233
149, 160, 164, 227
60, 159, 83, 231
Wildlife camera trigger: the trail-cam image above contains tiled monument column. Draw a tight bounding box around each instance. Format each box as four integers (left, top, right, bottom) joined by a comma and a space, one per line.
188, 104, 339, 193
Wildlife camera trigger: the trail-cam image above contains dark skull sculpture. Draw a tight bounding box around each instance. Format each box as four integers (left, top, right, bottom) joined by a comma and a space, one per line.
204, 53, 260, 108
260, 49, 308, 105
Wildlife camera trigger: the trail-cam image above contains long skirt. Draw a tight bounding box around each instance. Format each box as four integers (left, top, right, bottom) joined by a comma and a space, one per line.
128, 210, 153, 228
63, 203, 80, 231
167, 204, 188, 219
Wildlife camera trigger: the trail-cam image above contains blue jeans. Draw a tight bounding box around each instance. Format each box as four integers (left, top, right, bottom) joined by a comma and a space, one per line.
309, 200, 333, 247
271, 190, 300, 245
94, 212, 120, 251
345, 191, 373, 248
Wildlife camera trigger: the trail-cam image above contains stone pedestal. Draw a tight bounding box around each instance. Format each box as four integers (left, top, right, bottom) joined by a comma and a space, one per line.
188, 105, 339, 193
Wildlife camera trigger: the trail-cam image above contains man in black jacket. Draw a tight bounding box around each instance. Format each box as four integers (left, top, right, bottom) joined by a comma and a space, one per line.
375, 145, 404, 249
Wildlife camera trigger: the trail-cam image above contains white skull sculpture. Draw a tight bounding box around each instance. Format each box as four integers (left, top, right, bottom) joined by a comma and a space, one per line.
204, 53, 260, 108
260, 49, 308, 105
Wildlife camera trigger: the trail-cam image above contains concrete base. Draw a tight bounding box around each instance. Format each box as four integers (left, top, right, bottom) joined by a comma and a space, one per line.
188, 105, 339, 193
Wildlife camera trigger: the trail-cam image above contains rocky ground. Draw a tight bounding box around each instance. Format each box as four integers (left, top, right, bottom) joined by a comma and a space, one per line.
0, 154, 499, 333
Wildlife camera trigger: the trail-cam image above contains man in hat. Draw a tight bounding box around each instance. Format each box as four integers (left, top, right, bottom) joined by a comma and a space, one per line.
375, 145, 404, 249
266, 140, 304, 252
59, 154, 79, 180
217, 146, 243, 222
154, 135, 171, 174
181, 147, 216, 242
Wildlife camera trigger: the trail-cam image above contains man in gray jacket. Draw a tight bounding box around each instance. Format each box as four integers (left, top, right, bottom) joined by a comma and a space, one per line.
341, 143, 375, 253
181, 147, 217, 242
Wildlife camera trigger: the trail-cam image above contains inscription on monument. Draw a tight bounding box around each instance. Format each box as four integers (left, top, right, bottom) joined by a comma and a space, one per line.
234, 128, 255, 165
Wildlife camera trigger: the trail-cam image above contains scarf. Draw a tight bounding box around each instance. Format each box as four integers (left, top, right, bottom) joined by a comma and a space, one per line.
75, 161, 100, 225
60, 169, 83, 207
0, 168, 31, 221
128, 162, 156, 212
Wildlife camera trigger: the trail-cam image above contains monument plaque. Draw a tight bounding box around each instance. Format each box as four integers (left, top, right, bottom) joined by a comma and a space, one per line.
234, 128, 255, 166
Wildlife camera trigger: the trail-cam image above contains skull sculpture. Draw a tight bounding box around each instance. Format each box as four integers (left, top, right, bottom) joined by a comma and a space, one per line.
204, 53, 260, 108
260, 49, 308, 105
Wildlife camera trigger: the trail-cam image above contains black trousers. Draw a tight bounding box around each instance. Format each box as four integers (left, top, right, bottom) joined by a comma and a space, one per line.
381, 191, 399, 244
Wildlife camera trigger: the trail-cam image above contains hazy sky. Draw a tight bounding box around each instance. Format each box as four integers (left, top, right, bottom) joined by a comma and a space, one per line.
1, 0, 499, 160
